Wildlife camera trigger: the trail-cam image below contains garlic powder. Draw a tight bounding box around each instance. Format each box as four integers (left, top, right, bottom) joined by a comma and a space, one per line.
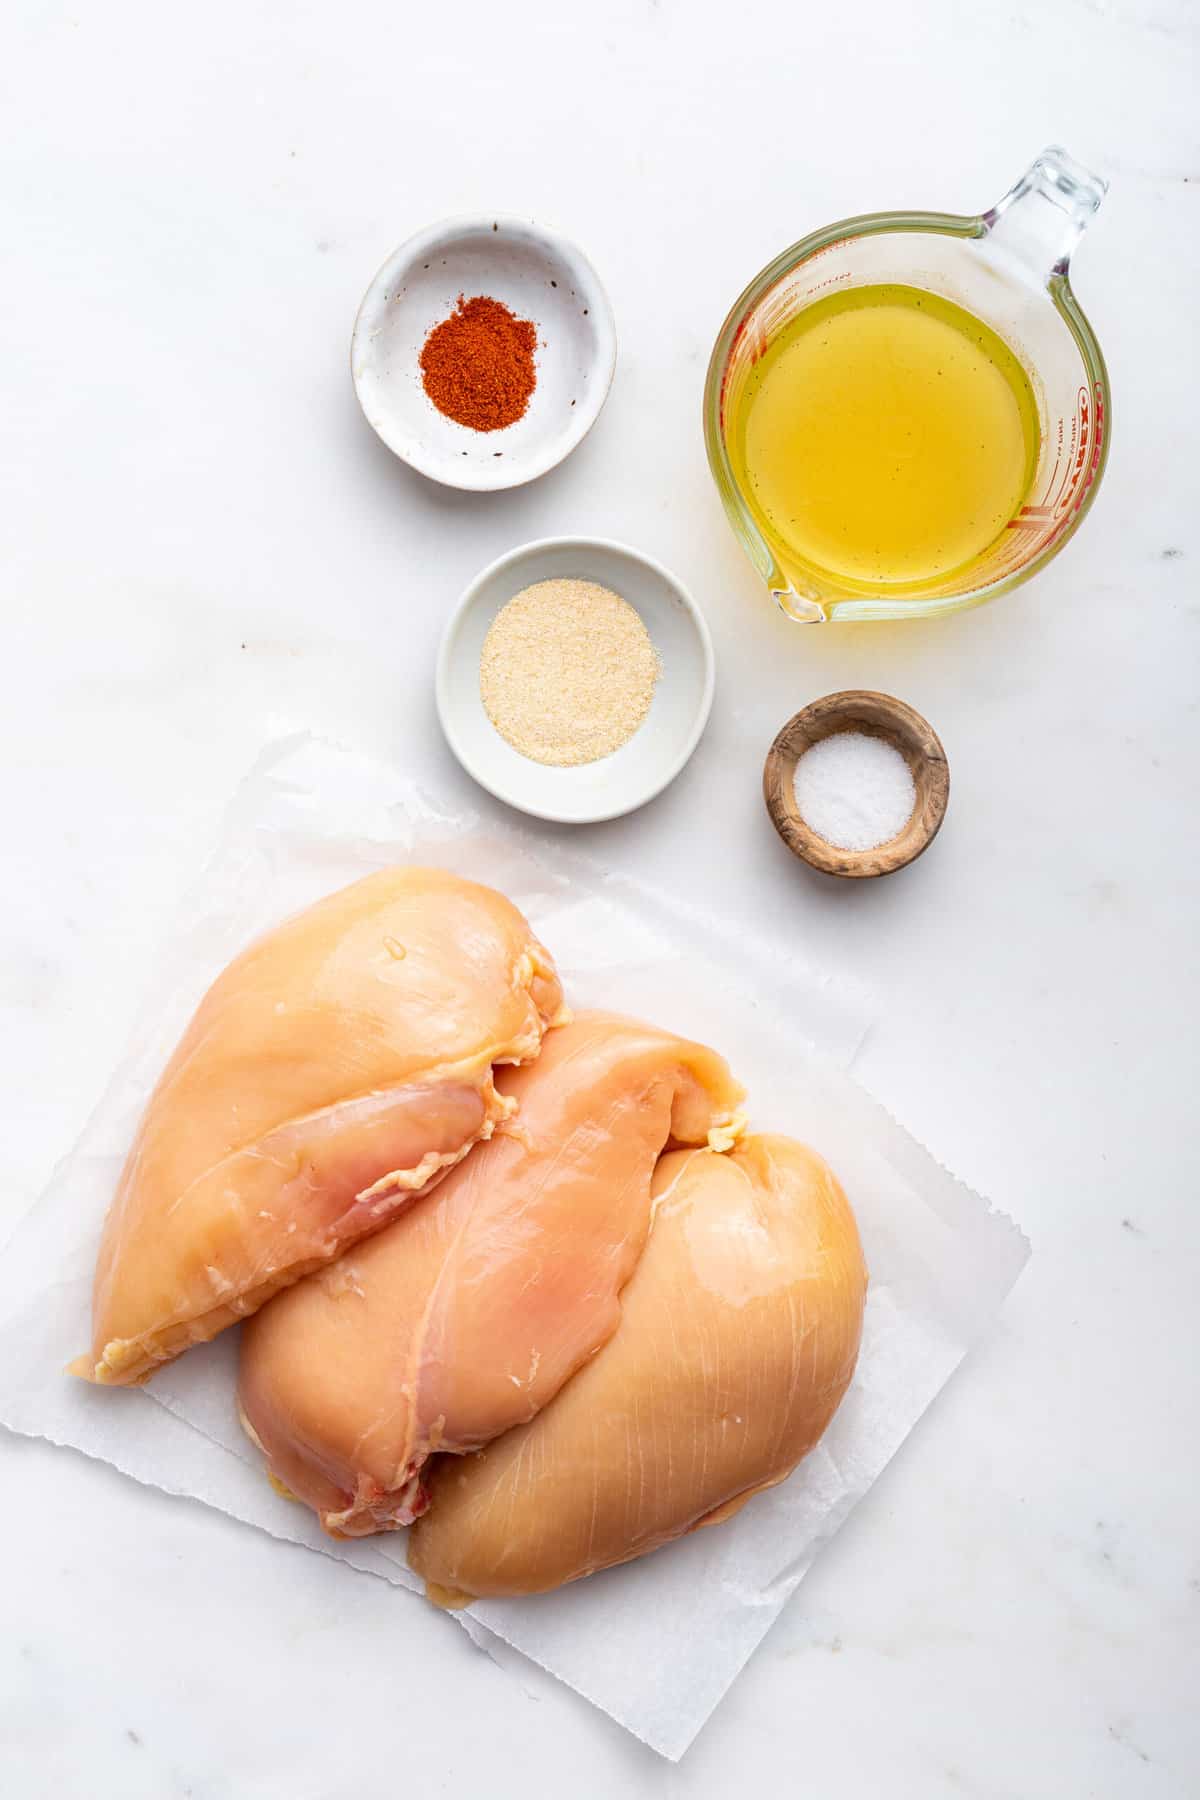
480, 578, 661, 767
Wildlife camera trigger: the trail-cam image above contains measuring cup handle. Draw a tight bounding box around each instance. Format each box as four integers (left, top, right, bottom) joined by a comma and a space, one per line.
982, 146, 1108, 282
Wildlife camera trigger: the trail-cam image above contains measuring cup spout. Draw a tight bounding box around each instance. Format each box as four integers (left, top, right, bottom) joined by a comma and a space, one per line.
982, 146, 1108, 283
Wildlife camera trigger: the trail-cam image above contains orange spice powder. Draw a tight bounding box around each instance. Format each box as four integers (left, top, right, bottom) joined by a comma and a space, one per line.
419, 294, 537, 432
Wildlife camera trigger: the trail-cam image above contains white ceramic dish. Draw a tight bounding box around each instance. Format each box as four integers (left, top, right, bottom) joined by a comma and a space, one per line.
351, 215, 616, 492
437, 538, 715, 824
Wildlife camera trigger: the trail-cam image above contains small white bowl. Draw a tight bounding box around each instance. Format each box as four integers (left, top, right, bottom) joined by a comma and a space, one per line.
351, 215, 616, 492
436, 538, 715, 824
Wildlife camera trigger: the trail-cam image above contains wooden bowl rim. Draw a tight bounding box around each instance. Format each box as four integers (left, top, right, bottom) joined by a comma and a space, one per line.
762, 690, 949, 879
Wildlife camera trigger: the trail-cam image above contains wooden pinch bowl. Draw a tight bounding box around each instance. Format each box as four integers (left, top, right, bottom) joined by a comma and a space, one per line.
763, 691, 949, 879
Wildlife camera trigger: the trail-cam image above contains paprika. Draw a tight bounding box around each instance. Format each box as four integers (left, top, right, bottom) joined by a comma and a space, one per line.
419, 294, 537, 432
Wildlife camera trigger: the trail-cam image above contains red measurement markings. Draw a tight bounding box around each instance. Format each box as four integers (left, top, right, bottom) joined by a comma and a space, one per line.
1023, 383, 1105, 558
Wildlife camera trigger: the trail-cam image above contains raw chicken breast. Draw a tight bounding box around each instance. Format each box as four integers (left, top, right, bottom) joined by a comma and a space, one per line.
408, 1134, 866, 1601
237, 1013, 746, 1535
74, 867, 564, 1387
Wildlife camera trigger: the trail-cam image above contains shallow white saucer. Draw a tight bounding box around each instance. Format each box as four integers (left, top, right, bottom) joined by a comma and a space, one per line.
436, 538, 715, 824
351, 216, 616, 491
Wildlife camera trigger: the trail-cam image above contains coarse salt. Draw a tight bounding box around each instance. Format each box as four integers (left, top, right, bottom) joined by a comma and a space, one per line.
793, 730, 916, 852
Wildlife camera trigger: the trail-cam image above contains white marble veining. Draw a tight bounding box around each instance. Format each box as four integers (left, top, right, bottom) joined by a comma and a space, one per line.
1, 0, 1196, 1794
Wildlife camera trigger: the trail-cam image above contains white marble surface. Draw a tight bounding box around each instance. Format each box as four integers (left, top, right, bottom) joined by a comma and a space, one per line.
2, 1, 1196, 1794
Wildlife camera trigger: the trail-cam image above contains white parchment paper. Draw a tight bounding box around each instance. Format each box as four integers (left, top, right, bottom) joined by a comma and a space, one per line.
0, 738, 1029, 1760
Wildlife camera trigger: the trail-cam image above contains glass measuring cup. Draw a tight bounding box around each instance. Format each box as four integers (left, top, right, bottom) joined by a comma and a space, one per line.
703, 147, 1110, 623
